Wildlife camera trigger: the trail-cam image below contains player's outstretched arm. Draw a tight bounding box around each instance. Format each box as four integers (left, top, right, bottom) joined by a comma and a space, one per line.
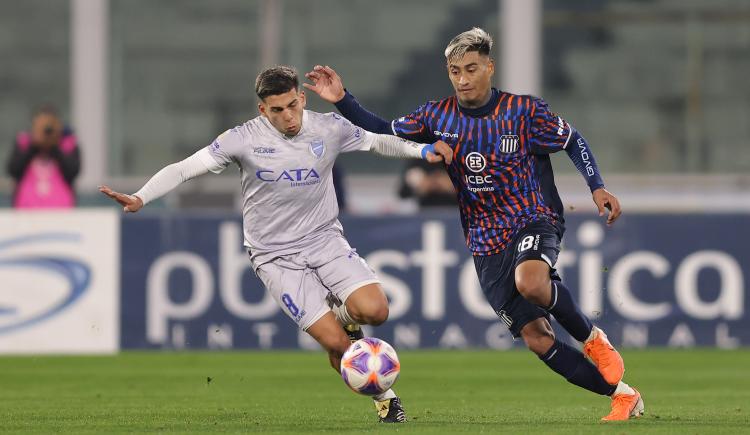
369, 134, 453, 164
562, 129, 621, 224
99, 148, 218, 212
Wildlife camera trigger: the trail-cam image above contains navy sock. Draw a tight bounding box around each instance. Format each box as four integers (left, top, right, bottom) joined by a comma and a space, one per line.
539, 340, 616, 396
547, 282, 593, 343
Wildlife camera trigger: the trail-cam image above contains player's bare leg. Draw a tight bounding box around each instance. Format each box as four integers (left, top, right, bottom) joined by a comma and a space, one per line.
305, 311, 352, 372
514, 260, 554, 307
309, 309, 406, 423
328, 283, 388, 342
516, 259, 624, 384
518, 316, 555, 356
345, 283, 389, 326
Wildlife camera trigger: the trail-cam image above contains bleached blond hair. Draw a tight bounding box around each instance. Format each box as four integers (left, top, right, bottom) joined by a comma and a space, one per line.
444, 27, 493, 64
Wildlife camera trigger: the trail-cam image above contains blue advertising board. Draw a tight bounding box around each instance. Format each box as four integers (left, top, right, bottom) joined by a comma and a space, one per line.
121, 212, 749, 349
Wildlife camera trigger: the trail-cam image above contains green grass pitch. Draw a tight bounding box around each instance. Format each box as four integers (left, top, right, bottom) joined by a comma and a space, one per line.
1, 349, 749, 433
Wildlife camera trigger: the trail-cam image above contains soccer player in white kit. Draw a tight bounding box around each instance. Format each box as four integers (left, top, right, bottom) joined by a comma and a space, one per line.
100, 66, 453, 423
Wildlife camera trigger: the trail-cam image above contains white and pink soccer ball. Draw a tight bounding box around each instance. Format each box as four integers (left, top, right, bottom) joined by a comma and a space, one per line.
340, 337, 400, 396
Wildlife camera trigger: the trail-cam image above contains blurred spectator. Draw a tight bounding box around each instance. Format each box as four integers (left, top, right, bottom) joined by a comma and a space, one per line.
6, 106, 81, 208
398, 159, 456, 208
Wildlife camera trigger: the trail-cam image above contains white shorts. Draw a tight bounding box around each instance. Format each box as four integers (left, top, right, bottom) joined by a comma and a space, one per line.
254, 234, 379, 331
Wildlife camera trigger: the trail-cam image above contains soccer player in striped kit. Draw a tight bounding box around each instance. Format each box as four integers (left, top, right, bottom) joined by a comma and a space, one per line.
305, 28, 643, 421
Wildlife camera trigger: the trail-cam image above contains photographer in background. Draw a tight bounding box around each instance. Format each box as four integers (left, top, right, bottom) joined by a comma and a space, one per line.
398, 159, 456, 208
6, 106, 81, 208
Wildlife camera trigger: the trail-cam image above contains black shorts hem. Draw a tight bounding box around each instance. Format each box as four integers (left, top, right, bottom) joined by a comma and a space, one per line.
507, 310, 550, 338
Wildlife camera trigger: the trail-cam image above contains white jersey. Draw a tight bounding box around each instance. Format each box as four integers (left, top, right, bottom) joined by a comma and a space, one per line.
203, 110, 376, 267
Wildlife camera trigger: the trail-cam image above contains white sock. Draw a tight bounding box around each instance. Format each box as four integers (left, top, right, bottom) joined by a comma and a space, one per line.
584, 326, 599, 344
331, 304, 356, 326
613, 381, 635, 396
373, 389, 397, 402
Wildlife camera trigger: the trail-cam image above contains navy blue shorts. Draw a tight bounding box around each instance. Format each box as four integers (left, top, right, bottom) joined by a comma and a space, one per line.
473, 219, 563, 338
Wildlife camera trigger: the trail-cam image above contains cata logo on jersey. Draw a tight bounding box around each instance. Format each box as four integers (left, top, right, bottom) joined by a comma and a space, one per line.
256, 168, 321, 187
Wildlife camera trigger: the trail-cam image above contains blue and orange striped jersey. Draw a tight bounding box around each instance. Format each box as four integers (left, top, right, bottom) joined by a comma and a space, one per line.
392, 89, 572, 255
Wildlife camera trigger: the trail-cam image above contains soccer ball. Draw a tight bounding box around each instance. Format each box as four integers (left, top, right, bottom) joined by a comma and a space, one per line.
340, 337, 400, 396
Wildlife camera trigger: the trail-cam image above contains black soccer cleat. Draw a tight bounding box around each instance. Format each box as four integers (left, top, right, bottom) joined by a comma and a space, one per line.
344, 323, 364, 343
375, 397, 407, 423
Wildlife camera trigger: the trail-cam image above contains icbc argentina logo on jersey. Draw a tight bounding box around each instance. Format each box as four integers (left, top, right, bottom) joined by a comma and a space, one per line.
466, 152, 486, 172
464, 152, 494, 192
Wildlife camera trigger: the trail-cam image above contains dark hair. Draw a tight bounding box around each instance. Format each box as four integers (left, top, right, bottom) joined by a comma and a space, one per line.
255, 66, 299, 100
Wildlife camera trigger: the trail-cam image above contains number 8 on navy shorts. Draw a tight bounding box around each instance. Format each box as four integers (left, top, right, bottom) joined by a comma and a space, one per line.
473, 219, 563, 338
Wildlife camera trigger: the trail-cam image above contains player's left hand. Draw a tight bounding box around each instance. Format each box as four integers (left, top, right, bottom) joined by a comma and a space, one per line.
425, 140, 453, 164
99, 185, 144, 213
592, 188, 622, 226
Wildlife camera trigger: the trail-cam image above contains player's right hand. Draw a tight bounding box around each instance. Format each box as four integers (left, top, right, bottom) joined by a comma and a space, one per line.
303, 65, 346, 103
99, 185, 144, 213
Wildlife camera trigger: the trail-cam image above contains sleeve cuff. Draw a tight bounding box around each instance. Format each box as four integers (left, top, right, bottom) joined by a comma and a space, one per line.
420, 143, 434, 159
333, 89, 356, 111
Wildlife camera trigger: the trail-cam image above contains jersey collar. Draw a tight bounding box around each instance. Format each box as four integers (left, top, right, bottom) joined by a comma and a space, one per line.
261, 110, 310, 141
457, 88, 499, 117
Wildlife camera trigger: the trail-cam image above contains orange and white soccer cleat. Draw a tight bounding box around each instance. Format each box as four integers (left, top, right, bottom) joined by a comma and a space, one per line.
583, 327, 625, 385
601, 388, 644, 421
